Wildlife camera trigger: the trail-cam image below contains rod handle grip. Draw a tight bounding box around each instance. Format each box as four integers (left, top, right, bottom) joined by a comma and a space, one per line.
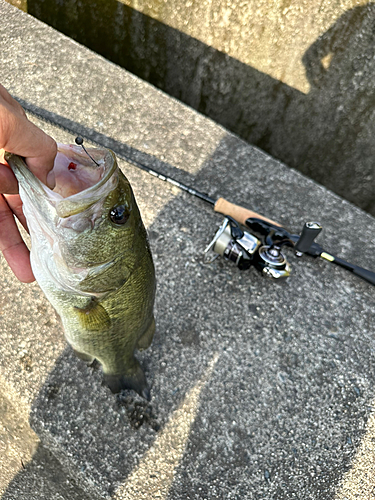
353, 266, 375, 286
332, 255, 375, 286
214, 197, 281, 227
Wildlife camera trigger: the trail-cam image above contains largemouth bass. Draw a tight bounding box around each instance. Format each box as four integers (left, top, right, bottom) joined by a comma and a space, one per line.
6, 144, 156, 400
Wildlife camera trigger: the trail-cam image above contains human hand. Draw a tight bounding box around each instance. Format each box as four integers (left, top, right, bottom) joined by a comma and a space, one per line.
0, 84, 57, 283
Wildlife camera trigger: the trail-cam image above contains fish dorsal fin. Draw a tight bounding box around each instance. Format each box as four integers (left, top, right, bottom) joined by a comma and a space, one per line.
74, 298, 111, 331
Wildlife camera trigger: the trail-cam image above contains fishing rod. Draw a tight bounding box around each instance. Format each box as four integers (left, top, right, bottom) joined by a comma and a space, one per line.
16, 97, 375, 287
76, 137, 375, 287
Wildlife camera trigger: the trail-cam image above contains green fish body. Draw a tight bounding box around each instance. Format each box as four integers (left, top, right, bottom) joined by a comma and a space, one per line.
7, 144, 156, 400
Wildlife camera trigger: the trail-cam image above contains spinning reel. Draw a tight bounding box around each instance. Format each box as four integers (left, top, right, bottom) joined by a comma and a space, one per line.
204, 216, 322, 280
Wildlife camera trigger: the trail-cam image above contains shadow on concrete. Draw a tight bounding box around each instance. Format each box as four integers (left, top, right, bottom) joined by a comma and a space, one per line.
26, 1, 375, 214
1, 440, 94, 500
2, 120, 375, 497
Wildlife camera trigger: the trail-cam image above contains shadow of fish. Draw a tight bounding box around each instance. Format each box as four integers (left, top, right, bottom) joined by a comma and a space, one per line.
6, 144, 156, 400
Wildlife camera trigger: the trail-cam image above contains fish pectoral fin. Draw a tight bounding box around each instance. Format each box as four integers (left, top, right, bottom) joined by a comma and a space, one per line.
74, 299, 111, 331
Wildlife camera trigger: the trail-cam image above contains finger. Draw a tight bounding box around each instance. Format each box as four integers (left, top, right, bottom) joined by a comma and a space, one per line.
0, 84, 25, 113
4, 194, 28, 232
0, 114, 57, 180
0, 194, 34, 283
0, 94, 57, 185
23, 124, 57, 185
0, 161, 18, 194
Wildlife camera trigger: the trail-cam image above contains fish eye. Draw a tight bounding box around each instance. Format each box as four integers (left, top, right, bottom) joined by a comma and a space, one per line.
109, 205, 130, 225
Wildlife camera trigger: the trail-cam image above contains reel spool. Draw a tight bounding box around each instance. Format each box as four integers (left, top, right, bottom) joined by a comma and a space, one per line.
204, 217, 260, 270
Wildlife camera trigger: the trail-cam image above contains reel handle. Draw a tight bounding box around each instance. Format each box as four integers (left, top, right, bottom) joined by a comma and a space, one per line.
214, 198, 281, 227
294, 222, 322, 254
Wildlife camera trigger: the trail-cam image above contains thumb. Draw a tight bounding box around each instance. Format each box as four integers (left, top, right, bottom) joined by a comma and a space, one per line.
21, 121, 57, 186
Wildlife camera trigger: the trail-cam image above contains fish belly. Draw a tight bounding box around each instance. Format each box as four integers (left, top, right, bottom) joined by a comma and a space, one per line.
32, 248, 156, 399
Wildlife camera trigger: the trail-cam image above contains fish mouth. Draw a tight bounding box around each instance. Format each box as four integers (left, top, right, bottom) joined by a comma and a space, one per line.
7, 143, 119, 218
51, 143, 109, 199
50, 144, 119, 218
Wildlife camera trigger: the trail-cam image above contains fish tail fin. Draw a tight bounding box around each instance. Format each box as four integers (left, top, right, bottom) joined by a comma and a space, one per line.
103, 361, 150, 401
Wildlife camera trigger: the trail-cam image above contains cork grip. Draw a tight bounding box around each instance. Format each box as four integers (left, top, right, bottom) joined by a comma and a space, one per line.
214, 197, 281, 227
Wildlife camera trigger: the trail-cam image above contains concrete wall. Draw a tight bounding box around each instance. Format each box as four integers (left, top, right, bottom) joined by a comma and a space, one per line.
7, 0, 375, 215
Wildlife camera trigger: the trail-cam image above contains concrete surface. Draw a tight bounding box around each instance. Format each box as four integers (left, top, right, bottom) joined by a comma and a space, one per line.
0, 387, 93, 500
9, 0, 375, 216
1, 2, 375, 499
